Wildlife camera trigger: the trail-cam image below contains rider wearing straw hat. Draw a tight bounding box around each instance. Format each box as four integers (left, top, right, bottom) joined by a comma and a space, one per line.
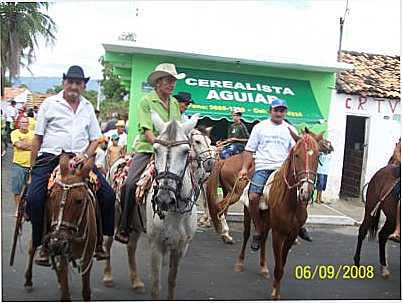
114, 63, 185, 244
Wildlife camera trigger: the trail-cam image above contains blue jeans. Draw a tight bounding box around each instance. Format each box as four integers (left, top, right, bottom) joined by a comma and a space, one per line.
11, 163, 29, 195
26, 153, 116, 247
316, 174, 328, 191
249, 169, 275, 195
220, 143, 245, 160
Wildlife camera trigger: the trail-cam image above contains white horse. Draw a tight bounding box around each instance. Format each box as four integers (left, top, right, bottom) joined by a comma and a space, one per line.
102, 114, 215, 298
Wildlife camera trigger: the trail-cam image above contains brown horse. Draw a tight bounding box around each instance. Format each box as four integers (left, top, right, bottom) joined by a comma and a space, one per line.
243, 130, 322, 300
206, 137, 332, 244
24, 154, 97, 301
354, 164, 400, 277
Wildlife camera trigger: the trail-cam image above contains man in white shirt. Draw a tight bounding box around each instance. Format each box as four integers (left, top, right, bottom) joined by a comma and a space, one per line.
239, 98, 311, 251
26, 65, 115, 266
5, 100, 18, 143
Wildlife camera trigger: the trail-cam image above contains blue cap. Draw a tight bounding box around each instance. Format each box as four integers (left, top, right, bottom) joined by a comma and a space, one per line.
111, 134, 119, 140
270, 98, 288, 109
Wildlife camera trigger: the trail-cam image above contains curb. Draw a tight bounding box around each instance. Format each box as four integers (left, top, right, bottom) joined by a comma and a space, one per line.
197, 211, 360, 226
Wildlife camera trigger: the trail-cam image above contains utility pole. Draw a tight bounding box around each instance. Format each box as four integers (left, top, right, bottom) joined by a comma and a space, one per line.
338, 0, 350, 61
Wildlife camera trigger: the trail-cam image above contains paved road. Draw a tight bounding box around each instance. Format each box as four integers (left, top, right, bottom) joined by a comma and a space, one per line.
1, 148, 400, 301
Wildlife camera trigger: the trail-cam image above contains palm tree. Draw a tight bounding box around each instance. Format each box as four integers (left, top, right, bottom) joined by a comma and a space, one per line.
0, 2, 57, 97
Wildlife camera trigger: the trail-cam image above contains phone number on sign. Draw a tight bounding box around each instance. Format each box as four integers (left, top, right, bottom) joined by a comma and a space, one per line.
294, 265, 374, 280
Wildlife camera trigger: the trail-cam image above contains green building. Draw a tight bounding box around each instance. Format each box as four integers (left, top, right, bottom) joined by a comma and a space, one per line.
103, 42, 349, 150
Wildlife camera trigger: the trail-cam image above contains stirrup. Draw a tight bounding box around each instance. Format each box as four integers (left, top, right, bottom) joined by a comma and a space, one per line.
35, 249, 51, 267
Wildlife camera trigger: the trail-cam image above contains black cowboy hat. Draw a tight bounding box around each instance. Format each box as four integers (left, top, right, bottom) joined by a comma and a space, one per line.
173, 92, 194, 104
63, 65, 90, 84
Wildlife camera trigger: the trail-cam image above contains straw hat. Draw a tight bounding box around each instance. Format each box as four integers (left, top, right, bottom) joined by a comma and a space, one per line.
115, 120, 125, 127
147, 63, 186, 87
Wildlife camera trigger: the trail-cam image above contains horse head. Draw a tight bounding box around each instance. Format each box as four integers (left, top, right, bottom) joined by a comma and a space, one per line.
287, 127, 323, 202
189, 125, 215, 174
46, 153, 94, 259
151, 111, 199, 213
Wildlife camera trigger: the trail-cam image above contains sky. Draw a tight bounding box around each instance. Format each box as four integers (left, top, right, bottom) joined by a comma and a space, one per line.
20, 0, 400, 79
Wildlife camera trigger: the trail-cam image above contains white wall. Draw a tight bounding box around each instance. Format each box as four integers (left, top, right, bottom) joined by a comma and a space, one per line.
325, 92, 400, 201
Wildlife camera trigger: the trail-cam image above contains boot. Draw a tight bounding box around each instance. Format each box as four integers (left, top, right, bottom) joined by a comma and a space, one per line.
389, 202, 400, 243
94, 243, 110, 260
298, 227, 312, 242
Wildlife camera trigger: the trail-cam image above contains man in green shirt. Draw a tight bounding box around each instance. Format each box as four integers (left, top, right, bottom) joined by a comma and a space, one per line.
220, 109, 250, 159
115, 63, 185, 244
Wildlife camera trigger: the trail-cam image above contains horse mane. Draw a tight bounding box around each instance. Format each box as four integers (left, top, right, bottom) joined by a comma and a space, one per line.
196, 125, 208, 136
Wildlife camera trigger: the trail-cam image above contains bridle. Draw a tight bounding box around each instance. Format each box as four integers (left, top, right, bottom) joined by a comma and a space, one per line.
152, 138, 193, 218
51, 179, 93, 234
283, 134, 318, 200
46, 178, 96, 275
189, 131, 215, 178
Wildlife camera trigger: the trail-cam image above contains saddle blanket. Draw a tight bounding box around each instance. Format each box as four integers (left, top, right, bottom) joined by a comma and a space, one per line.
238, 169, 278, 210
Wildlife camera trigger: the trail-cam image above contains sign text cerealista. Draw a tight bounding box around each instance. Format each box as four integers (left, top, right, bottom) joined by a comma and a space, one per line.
174, 67, 323, 123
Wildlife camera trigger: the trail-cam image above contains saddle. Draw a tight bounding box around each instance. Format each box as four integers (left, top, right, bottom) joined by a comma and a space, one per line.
238, 170, 278, 210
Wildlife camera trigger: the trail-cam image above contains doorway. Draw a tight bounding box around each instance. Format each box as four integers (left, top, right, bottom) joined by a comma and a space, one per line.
340, 115, 370, 198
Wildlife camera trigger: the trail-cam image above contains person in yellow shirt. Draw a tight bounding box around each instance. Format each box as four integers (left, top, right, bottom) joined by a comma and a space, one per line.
10, 117, 34, 216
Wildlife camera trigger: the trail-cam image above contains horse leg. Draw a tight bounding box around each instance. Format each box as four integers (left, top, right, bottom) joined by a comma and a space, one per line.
220, 211, 234, 244
55, 257, 71, 301
353, 215, 370, 266
24, 240, 36, 290
150, 246, 162, 300
102, 236, 114, 287
167, 249, 182, 300
271, 230, 285, 300
127, 231, 145, 291
378, 219, 394, 279
82, 264, 92, 301
235, 206, 251, 272
259, 210, 270, 279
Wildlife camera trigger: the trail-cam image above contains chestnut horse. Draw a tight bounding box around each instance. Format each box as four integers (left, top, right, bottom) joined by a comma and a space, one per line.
24, 154, 97, 301
354, 139, 400, 278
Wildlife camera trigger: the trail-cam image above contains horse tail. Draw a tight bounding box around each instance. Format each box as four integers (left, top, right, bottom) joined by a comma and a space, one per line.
205, 160, 225, 233
368, 206, 381, 240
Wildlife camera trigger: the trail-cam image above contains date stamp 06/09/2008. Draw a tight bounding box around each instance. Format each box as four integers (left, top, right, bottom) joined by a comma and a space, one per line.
294, 265, 375, 280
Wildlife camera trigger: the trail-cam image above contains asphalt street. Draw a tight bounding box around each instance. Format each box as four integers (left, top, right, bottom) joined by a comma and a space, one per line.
1, 148, 400, 301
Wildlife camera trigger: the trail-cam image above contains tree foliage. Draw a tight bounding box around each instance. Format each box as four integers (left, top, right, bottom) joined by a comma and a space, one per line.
0, 2, 57, 96
99, 56, 128, 103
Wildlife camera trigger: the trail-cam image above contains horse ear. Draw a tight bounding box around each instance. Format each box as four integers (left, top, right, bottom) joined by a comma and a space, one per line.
151, 111, 167, 133
183, 113, 199, 134
59, 154, 70, 177
304, 127, 310, 134
316, 131, 324, 143
205, 127, 213, 137
288, 127, 300, 142
79, 156, 94, 179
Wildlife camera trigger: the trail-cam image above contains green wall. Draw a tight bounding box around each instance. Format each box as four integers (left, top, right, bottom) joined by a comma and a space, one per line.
105, 51, 335, 150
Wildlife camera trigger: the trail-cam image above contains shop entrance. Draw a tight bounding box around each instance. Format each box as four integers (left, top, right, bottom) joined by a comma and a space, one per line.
340, 115, 370, 198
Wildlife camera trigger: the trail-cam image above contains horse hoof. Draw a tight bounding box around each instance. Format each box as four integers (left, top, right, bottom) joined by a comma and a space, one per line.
24, 284, 33, 292
234, 263, 244, 272
353, 257, 360, 266
133, 281, 145, 292
222, 236, 235, 244
103, 279, 114, 288
261, 270, 270, 279
381, 266, 391, 279
271, 290, 280, 300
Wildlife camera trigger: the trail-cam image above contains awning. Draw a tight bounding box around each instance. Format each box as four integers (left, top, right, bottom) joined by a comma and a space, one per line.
174, 67, 324, 125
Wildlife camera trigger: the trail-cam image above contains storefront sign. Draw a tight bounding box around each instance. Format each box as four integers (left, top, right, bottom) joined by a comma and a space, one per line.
174, 67, 323, 124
